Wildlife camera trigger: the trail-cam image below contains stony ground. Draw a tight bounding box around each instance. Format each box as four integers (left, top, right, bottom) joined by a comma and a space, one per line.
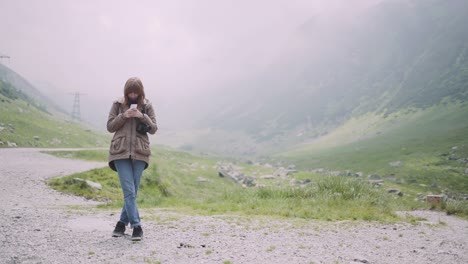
0, 148, 467, 264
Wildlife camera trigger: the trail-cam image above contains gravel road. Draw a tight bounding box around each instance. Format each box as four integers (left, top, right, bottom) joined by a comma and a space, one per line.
0, 148, 467, 264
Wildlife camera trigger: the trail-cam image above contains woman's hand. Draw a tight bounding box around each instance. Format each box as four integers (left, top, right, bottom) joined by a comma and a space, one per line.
123, 108, 144, 119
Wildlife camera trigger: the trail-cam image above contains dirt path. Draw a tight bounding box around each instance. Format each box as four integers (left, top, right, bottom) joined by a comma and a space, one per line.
0, 148, 467, 264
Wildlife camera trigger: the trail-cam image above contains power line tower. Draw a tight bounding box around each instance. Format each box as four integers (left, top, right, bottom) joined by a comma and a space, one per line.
71, 92, 85, 121
0, 53, 10, 64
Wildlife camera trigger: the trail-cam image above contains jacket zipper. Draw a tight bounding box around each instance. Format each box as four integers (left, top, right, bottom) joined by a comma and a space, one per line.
129, 116, 134, 159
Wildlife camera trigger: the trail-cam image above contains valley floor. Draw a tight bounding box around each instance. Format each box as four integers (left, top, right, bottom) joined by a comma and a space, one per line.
0, 148, 467, 264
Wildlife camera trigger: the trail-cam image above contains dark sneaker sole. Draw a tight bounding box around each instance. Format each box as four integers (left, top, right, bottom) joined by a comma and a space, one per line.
131, 236, 142, 241
112, 232, 125, 237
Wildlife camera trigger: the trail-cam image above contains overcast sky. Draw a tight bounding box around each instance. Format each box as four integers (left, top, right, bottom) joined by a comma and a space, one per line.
0, 0, 379, 129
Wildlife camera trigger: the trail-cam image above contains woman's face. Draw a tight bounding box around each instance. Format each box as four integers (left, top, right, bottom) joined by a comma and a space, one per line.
127, 92, 139, 101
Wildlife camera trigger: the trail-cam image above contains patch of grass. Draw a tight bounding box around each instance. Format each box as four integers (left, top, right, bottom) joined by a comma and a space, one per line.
143, 258, 160, 264
405, 214, 428, 225
44, 150, 109, 162
444, 199, 468, 216
48, 167, 121, 202
266, 245, 276, 252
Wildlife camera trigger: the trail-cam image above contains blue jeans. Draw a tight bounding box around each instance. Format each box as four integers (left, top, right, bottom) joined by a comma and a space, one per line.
114, 159, 146, 228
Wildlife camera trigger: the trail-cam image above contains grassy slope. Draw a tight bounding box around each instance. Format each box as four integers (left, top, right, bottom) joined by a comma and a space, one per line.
280, 102, 468, 195
0, 93, 109, 148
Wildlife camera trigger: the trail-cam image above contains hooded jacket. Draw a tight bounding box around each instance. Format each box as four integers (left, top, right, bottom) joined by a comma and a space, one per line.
107, 97, 158, 171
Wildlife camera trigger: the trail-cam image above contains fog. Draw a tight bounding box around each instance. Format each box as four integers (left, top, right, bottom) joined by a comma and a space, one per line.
0, 0, 379, 131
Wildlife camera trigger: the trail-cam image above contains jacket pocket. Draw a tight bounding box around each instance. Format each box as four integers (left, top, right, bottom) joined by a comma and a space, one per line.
135, 136, 151, 156
110, 135, 127, 155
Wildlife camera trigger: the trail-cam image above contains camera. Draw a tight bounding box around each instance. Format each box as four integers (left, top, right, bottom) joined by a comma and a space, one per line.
136, 121, 151, 134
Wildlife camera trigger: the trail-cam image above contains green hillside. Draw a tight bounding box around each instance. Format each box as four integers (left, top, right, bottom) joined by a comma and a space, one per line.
279, 102, 468, 195
0, 79, 109, 148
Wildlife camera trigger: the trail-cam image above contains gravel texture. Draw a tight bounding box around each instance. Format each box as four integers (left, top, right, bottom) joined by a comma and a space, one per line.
0, 148, 467, 264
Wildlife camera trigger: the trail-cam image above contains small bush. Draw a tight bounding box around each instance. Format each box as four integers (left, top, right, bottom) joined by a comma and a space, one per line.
445, 199, 468, 216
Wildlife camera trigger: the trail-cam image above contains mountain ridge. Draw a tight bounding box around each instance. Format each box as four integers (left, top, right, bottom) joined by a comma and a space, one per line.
188, 0, 468, 155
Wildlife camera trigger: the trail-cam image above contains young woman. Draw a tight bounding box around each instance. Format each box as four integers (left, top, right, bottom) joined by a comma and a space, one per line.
106, 77, 157, 241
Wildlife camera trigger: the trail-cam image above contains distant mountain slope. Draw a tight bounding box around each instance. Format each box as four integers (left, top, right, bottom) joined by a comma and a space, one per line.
1, 64, 51, 107
202, 0, 468, 143
0, 65, 109, 148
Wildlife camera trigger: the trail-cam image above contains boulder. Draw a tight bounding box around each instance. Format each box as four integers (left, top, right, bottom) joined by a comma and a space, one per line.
354, 172, 363, 177
7, 141, 17, 147
242, 176, 256, 187
196, 176, 211, 183
389, 161, 403, 167
386, 188, 403, 196
367, 174, 382, 180
73, 178, 102, 190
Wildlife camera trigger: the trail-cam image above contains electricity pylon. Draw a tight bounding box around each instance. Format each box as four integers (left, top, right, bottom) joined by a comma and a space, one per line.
71, 92, 86, 121
0, 53, 10, 64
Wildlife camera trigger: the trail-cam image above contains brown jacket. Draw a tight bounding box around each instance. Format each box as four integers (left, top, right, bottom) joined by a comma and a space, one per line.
107, 97, 158, 171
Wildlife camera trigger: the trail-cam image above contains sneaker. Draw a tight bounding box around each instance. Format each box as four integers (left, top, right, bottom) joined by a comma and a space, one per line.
112, 221, 126, 237
131, 226, 143, 241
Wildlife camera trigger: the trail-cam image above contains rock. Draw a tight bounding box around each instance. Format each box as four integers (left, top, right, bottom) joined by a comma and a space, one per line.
386, 175, 397, 182
369, 179, 384, 187
219, 168, 257, 187
73, 178, 102, 190
396, 179, 406, 184
33, 136, 40, 141
50, 138, 61, 145
465, 168, 468, 175
386, 188, 403, 196
353, 258, 369, 263
355, 172, 363, 177
196, 176, 211, 183
297, 179, 312, 185
389, 161, 403, 167
260, 175, 275, 179
7, 141, 17, 147
242, 176, 256, 187
310, 168, 327, 174
367, 174, 381, 180
0, 126, 4, 131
